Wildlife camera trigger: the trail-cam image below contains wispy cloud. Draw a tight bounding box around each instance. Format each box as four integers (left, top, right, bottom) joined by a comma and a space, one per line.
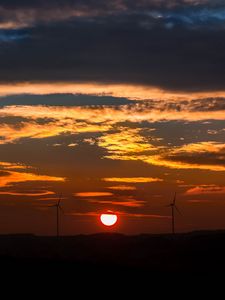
98, 127, 157, 159
0, 161, 65, 187
0, 105, 225, 172
107, 185, 137, 191
1, 0, 225, 30
102, 177, 162, 183
1, 82, 225, 101
87, 197, 146, 208
172, 142, 225, 154
185, 185, 225, 195
0, 190, 55, 197
68, 211, 170, 219
74, 192, 113, 197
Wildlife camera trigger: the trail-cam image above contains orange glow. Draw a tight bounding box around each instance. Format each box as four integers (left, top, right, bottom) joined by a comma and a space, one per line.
102, 177, 162, 183
74, 192, 113, 197
100, 212, 118, 226
1, 82, 225, 101
0, 170, 65, 188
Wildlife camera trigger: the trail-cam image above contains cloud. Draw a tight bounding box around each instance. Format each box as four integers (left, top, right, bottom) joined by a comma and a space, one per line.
0, 109, 112, 144
0, 0, 128, 29
87, 197, 146, 208
68, 210, 170, 219
0, 161, 65, 187
2, 83, 225, 101
0, 190, 55, 196
107, 185, 137, 191
0, 6, 225, 91
172, 141, 225, 154
1, 103, 225, 145
98, 127, 157, 158
97, 125, 225, 172
74, 192, 113, 197
0, 105, 225, 172
185, 185, 225, 195
141, 155, 225, 171
102, 177, 162, 183
161, 141, 225, 171
1, 1, 225, 30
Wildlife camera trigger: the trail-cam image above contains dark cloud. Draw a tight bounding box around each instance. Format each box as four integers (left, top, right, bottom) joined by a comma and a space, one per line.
0, 16, 224, 91
0, 94, 133, 106
0, 1, 225, 91
0, 0, 225, 28
166, 151, 225, 167
164, 143, 225, 168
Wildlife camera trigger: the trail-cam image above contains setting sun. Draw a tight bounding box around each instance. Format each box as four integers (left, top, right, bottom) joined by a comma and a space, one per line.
100, 212, 118, 227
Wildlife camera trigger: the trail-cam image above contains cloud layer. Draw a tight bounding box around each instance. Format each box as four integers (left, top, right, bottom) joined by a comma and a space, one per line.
0, 1, 225, 91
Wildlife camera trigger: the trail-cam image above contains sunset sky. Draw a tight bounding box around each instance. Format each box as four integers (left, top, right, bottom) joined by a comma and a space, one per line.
1, 0, 225, 235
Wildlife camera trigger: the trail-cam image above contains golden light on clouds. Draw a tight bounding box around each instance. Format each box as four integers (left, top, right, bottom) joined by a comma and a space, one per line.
74, 192, 114, 197
102, 177, 163, 183
1, 104, 225, 133
0, 118, 111, 144
141, 155, 225, 171
0, 21, 27, 29
0, 190, 55, 197
107, 185, 137, 191
0, 171, 65, 187
1, 82, 225, 101
0, 162, 65, 187
88, 197, 146, 207
0, 104, 225, 172
0, 105, 225, 172
98, 128, 157, 156
185, 185, 225, 195
69, 211, 170, 219
173, 142, 225, 154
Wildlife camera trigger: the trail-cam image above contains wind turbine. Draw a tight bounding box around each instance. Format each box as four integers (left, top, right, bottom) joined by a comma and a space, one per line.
166, 192, 181, 235
49, 193, 63, 237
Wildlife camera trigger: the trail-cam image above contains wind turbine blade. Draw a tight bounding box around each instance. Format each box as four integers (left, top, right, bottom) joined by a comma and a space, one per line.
173, 192, 177, 205
175, 205, 182, 215
58, 193, 62, 205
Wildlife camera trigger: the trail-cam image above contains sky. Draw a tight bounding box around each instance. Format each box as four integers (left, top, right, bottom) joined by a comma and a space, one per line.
1, 0, 225, 235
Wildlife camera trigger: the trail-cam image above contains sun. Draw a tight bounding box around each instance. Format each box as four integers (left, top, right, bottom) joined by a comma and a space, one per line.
100, 211, 118, 226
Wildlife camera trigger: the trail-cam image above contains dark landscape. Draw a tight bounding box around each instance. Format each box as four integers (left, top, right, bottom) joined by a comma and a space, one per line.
1, 230, 225, 275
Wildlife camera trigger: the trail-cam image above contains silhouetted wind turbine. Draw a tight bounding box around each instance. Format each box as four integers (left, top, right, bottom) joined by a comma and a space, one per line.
49, 193, 63, 237
166, 192, 181, 235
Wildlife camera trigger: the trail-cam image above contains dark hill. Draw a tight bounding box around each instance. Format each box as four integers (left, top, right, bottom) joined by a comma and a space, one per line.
0, 230, 225, 275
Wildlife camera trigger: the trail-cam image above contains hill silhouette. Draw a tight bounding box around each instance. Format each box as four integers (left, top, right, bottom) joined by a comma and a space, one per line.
0, 230, 225, 276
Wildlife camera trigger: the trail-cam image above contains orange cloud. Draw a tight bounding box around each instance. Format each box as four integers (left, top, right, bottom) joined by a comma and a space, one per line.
173, 142, 225, 154
1, 82, 225, 101
1, 106, 225, 172
2, 104, 225, 126
0, 190, 55, 197
102, 177, 162, 183
98, 128, 157, 156
119, 212, 171, 219
140, 155, 225, 172
0, 119, 111, 144
185, 185, 225, 195
107, 185, 137, 191
68, 211, 170, 219
87, 198, 146, 207
74, 192, 113, 197
0, 162, 65, 187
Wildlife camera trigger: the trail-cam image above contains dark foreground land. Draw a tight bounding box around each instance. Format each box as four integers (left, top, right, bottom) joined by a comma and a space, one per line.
0, 230, 225, 276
